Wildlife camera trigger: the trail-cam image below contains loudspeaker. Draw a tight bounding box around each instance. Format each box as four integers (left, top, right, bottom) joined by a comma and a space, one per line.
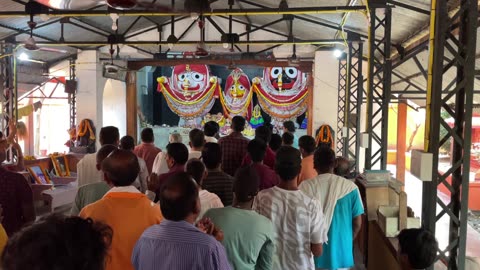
65, 80, 77, 94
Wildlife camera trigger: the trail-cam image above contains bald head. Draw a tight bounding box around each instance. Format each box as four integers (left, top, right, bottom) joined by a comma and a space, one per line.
101, 149, 140, 187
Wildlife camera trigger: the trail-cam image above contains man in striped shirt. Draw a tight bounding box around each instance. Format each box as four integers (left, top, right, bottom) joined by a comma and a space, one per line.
201, 143, 234, 206
132, 172, 231, 270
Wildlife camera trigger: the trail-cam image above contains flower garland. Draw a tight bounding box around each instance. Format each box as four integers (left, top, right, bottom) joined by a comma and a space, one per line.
163, 89, 216, 119
257, 95, 307, 119
77, 119, 95, 141
315, 125, 334, 148
157, 77, 218, 106
219, 87, 253, 118
253, 83, 308, 107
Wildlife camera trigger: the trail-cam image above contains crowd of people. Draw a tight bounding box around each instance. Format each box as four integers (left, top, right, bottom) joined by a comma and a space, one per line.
0, 116, 439, 270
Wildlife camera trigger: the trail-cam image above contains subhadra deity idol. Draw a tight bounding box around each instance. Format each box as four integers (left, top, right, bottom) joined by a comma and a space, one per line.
157, 64, 221, 127
220, 68, 253, 120
252, 67, 308, 129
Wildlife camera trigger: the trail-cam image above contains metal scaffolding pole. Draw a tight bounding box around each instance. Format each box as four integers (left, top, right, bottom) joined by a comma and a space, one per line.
365, 4, 392, 170
68, 58, 76, 128
348, 41, 364, 172
423, 0, 477, 269
336, 54, 348, 157
336, 39, 364, 172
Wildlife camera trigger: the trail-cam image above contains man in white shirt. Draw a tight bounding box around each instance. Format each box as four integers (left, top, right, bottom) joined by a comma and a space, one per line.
151, 132, 183, 175
76, 126, 119, 187
120, 135, 149, 193
204, 121, 219, 143
185, 158, 223, 220
253, 146, 327, 270
188, 129, 205, 160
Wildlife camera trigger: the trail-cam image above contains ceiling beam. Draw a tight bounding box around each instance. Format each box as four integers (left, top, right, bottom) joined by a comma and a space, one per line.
33, 39, 348, 46
0, 6, 368, 18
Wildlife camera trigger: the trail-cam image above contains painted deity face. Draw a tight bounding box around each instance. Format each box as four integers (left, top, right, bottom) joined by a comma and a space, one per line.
266, 67, 300, 91
225, 68, 251, 102
172, 64, 209, 98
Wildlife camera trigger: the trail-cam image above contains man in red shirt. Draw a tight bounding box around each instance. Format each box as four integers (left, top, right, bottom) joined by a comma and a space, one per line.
247, 139, 279, 190
134, 128, 162, 174
242, 125, 275, 169
147, 143, 189, 201
0, 139, 35, 236
218, 116, 250, 176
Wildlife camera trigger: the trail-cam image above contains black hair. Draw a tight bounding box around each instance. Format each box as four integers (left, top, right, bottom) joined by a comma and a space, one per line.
282, 132, 294, 146
248, 139, 267, 163
1, 215, 112, 270
275, 146, 302, 181
313, 146, 336, 173
234, 166, 259, 203
185, 158, 206, 185
299, 135, 316, 154
159, 172, 199, 221
398, 228, 438, 269
99, 126, 119, 146
283, 121, 296, 133
101, 149, 140, 186
232, 116, 246, 132
269, 133, 282, 152
255, 126, 272, 144
189, 129, 205, 148
96, 144, 118, 165
140, 128, 154, 143
204, 121, 220, 137
201, 142, 222, 170
334, 157, 350, 177
166, 143, 189, 165
119, 135, 135, 151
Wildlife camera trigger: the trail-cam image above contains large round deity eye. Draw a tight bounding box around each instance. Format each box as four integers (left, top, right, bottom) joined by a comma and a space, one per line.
178, 73, 186, 81
238, 85, 246, 90
270, 67, 282, 78
285, 67, 298, 79
191, 72, 204, 82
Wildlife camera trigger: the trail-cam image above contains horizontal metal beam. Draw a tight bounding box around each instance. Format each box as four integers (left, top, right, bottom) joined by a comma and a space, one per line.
387, 0, 430, 15
127, 58, 313, 71
29, 39, 347, 46
0, 6, 368, 18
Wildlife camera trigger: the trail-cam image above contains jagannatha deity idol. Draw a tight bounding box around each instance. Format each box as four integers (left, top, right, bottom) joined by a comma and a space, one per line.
220, 68, 253, 120
157, 64, 221, 127
252, 67, 308, 128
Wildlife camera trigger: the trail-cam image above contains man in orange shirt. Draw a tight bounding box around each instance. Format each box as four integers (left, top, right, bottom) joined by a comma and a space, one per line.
80, 149, 162, 270
298, 135, 318, 184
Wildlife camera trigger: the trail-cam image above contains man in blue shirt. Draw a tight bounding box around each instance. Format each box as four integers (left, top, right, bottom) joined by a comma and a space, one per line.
299, 147, 364, 270
132, 172, 232, 270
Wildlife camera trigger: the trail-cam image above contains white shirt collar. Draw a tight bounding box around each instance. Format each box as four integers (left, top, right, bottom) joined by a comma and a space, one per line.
105, 185, 141, 195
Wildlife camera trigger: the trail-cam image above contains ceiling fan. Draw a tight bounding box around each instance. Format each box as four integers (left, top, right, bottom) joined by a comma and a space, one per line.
23, 14, 68, 54
34, 0, 212, 12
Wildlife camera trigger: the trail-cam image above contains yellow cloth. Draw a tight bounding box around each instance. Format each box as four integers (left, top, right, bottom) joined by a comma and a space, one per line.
80, 192, 162, 270
17, 104, 34, 118
0, 224, 8, 254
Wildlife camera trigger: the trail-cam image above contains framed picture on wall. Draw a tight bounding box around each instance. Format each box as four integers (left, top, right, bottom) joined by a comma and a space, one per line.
27, 166, 52, 185
51, 154, 70, 177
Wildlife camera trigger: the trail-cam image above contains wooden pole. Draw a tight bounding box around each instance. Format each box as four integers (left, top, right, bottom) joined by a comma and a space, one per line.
396, 100, 407, 184
126, 71, 138, 142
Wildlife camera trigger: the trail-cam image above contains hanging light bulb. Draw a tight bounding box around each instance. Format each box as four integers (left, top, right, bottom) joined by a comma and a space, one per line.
333, 49, 343, 58
110, 13, 119, 31
18, 53, 29, 61
166, 34, 178, 50
39, 14, 50, 21
190, 12, 199, 20
223, 43, 230, 49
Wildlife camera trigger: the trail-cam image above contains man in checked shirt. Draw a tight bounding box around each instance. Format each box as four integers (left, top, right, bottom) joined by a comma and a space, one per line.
218, 116, 250, 176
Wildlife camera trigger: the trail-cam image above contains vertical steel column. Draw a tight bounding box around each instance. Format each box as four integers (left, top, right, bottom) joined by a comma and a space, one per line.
423, 0, 477, 269
69, 58, 76, 128
347, 41, 364, 172
337, 54, 348, 157
365, 5, 392, 170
